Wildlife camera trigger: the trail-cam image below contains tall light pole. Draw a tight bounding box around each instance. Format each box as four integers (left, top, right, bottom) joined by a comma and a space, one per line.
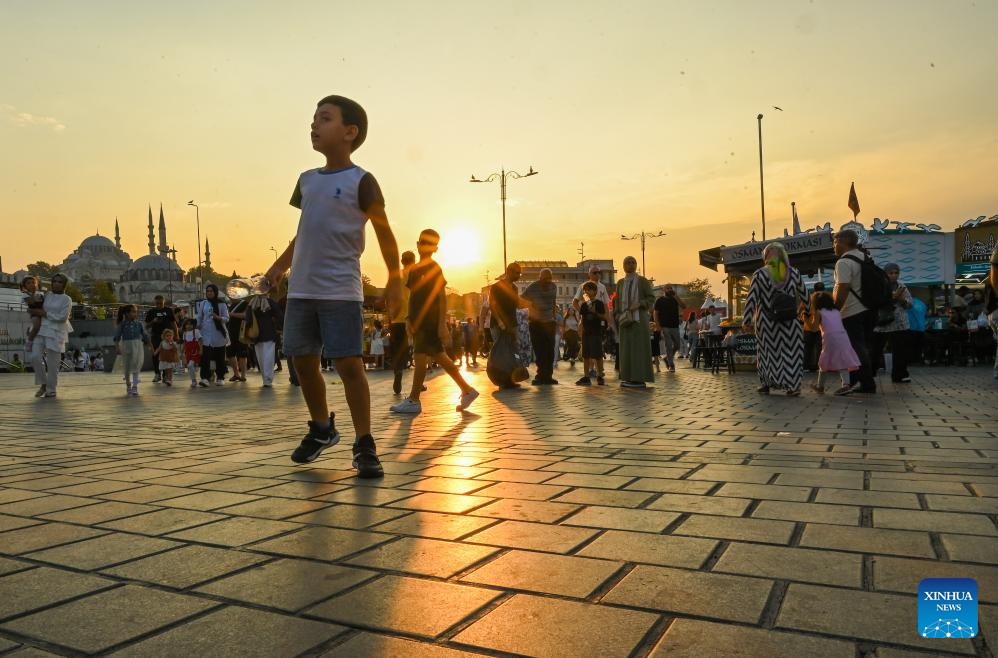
757, 114, 766, 242
187, 200, 202, 291
470, 166, 538, 269
620, 230, 666, 276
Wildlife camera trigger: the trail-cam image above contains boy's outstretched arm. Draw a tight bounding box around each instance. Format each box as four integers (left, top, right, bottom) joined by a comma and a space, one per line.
368, 203, 402, 319
265, 238, 296, 291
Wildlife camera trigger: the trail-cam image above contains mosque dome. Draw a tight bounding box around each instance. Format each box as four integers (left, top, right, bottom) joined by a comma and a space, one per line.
123, 254, 184, 282
80, 235, 116, 249
59, 231, 133, 288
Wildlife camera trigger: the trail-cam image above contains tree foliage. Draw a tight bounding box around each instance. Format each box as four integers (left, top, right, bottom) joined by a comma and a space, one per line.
26, 262, 58, 280
64, 282, 84, 303
680, 277, 713, 308
88, 280, 117, 305
184, 265, 239, 292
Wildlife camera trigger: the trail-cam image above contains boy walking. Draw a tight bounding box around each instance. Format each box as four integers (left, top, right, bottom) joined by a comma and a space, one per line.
265, 95, 401, 477
390, 229, 478, 415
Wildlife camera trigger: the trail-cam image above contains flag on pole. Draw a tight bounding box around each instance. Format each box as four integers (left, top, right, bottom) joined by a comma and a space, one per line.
792, 202, 801, 235
847, 182, 860, 219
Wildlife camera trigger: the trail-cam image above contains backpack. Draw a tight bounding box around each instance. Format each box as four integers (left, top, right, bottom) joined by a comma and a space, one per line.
766, 290, 798, 323
843, 254, 894, 325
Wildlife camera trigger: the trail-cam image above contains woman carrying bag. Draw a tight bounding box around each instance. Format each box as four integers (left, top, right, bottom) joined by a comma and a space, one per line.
615, 256, 656, 388
196, 284, 230, 387
743, 242, 807, 396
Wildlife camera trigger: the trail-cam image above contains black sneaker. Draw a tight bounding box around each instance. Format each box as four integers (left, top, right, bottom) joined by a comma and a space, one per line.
575, 376, 591, 386
352, 434, 384, 479
596, 376, 606, 386
291, 414, 340, 464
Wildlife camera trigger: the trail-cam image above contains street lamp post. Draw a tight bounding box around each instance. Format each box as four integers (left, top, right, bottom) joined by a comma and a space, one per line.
620, 230, 666, 276
187, 201, 202, 290
757, 114, 766, 242
470, 166, 538, 269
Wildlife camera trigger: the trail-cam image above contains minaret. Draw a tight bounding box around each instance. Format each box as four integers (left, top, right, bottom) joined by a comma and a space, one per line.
114, 217, 121, 249
147, 205, 155, 255
204, 237, 212, 271
158, 203, 169, 256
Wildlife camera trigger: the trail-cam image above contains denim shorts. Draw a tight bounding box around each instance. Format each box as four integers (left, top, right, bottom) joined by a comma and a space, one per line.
282, 299, 363, 359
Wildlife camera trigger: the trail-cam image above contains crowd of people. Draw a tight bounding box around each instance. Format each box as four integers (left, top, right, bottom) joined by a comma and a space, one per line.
743, 229, 998, 396
17, 94, 998, 481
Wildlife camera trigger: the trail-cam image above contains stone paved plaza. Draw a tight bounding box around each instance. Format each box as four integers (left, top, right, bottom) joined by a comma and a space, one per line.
0, 363, 996, 657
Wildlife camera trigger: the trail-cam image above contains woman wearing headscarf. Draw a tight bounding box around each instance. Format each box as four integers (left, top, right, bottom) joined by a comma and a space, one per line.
871, 263, 914, 383
196, 284, 230, 386
743, 242, 807, 395
614, 256, 656, 388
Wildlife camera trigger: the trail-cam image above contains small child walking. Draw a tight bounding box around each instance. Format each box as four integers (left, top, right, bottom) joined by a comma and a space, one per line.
155, 329, 181, 387
114, 304, 149, 396
20, 275, 44, 352
810, 292, 861, 396
182, 319, 202, 388
369, 320, 385, 370
576, 281, 609, 386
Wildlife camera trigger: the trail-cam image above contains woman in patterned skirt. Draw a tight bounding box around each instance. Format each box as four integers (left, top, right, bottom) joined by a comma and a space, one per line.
743, 242, 807, 396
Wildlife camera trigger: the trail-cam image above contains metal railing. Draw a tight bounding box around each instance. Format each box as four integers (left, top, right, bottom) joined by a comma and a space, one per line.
0, 357, 26, 373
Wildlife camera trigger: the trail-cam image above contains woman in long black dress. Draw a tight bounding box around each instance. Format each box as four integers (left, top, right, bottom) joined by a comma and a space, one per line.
743, 242, 807, 396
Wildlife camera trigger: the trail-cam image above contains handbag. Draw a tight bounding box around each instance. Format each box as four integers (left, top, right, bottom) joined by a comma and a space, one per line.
240, 309, 259, 345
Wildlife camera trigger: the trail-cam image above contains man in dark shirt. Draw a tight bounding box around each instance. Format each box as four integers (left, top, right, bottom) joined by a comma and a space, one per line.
522, 268, 559, 385
390, 229, 478, 415
144, 295, 177, 382
653, 285, 685, 372
491, 263, 522, 337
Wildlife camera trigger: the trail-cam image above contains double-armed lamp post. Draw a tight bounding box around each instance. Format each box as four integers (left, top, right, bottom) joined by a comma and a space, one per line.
469, 166, 538, 269
620, 230, 666, 277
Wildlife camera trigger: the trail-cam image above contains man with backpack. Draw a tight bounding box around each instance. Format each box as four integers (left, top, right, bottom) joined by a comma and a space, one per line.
833, 229, 884, 393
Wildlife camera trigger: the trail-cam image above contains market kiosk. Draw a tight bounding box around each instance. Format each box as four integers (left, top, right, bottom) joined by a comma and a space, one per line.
698, 230, 837, 321
698, 231, 837, 369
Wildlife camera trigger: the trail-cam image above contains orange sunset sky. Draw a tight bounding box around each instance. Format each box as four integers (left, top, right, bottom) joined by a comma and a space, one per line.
2, 0, 997, 295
